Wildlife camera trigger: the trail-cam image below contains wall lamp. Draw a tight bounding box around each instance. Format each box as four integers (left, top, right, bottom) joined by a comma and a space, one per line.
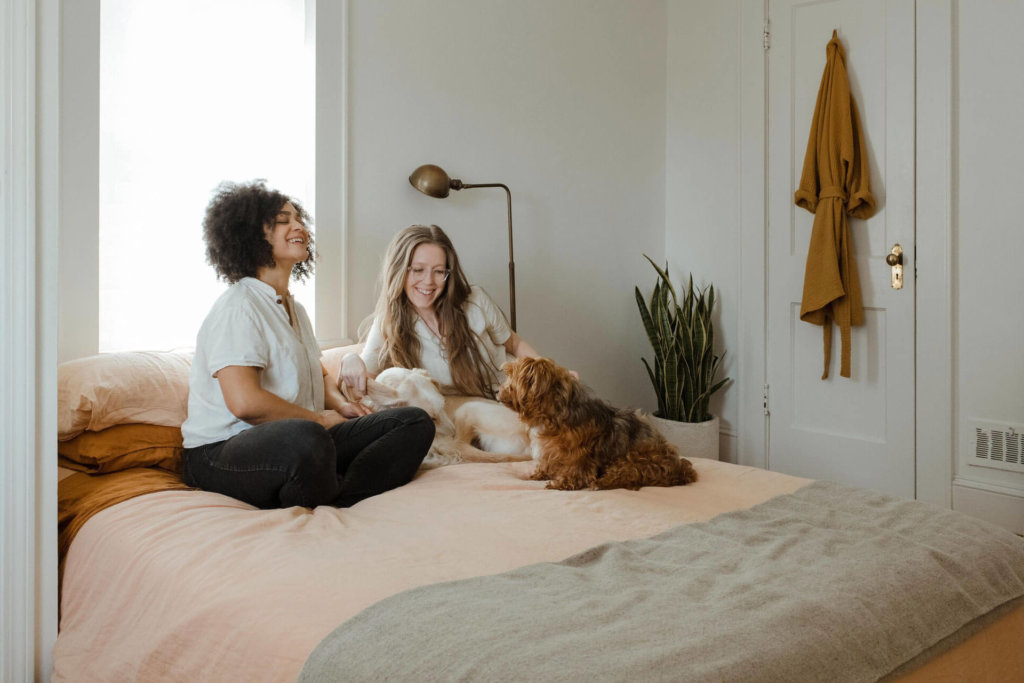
408, 164, 517, 331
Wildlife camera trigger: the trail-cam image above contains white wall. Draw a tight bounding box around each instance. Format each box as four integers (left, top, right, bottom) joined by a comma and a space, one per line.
344, 0, 668, 410
951, 1, 1024, 526
665, 0, 746, 462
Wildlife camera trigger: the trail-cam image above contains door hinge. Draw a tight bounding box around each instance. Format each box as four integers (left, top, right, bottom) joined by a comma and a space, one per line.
763, 384, 770, 416
763, 21, 770, 50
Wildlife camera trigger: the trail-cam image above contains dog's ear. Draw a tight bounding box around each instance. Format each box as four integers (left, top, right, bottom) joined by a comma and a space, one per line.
527, 358, 569, 397
363, 378, 406, 408
496, 359, 526, 410
506, 357, 573, 421
339, 381, 363, 405
406, 368, 445, 395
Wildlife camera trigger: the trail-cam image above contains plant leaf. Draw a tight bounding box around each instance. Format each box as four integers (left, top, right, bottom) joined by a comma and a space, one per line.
637, 257, 731, 422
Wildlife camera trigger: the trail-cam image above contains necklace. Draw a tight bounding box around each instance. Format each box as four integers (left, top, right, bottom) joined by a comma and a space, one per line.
418, 313, 441, 339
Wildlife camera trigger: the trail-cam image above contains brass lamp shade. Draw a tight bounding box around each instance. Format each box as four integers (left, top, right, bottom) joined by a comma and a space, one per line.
408, 163, 517, 331
409, 164, 453, 198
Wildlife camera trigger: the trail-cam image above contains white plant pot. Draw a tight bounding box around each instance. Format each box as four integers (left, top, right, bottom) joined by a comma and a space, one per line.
649, 415, 720, 461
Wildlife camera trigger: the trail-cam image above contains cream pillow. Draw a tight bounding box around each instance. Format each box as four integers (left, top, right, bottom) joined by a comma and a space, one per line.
59, 345, 367, 442
58, 351, 193, 440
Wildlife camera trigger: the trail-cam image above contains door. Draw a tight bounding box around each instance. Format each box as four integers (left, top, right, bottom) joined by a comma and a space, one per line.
766, 0, 915, 497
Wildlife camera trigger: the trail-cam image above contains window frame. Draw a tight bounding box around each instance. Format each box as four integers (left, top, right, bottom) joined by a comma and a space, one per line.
59, 0, 349, 361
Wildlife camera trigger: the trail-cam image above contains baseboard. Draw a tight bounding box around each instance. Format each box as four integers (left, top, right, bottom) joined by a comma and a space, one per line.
953, 482, 1024, 535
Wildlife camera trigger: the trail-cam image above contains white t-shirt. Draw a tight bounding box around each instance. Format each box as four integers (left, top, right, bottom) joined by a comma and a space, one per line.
181, 277, 324, 448
361, 285, 512, 394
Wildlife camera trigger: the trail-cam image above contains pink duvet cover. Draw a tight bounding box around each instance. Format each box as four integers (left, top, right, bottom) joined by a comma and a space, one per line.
54, 459, 806, 681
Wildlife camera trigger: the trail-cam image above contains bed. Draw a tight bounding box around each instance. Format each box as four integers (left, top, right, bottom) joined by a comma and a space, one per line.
52, 348, 1024, 682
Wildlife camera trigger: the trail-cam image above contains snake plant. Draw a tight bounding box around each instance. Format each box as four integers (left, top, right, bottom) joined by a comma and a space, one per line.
635, 256, 729, 423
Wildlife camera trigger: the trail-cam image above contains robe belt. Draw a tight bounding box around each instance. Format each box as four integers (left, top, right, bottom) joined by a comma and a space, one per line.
818, 186, 848, 202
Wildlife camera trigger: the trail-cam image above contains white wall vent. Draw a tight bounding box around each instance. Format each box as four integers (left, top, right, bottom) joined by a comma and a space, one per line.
967, 418, 1024, 474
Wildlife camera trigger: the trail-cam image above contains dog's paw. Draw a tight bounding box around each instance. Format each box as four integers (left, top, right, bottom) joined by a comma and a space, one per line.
546, 480, 583, 491
429, 437, 465, 466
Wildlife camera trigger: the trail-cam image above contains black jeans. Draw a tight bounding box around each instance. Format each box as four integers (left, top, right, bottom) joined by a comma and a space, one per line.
182, 407, 434, 509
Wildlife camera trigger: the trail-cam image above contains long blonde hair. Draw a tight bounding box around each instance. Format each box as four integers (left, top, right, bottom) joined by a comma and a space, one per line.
372, 225, 501, 397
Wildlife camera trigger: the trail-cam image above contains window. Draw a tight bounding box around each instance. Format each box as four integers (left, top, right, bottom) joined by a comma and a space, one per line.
99, 0, 315, 351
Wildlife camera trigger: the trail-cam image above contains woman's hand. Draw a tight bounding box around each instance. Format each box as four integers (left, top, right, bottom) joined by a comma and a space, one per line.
323, 362, 371, 420
339, 353, 370, 399
337, 401, 372, 419
318, 410, 348, 429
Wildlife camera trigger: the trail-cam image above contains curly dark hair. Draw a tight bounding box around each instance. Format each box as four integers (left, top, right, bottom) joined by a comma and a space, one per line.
202, 180, 315, 283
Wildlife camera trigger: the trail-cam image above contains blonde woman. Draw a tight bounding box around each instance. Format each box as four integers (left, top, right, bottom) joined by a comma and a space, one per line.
340, 225, 544, 399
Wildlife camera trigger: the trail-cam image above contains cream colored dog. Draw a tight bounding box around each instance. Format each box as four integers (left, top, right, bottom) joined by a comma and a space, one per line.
344, 367, 531, 468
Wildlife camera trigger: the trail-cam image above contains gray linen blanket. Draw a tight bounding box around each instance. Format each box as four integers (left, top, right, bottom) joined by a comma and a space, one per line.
299, 481, 1024, 682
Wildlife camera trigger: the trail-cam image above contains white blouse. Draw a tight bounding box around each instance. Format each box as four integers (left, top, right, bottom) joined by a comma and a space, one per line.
181, 277, 323, 448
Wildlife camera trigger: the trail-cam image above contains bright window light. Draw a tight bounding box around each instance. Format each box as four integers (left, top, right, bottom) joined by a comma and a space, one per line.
99, 0, 315, 352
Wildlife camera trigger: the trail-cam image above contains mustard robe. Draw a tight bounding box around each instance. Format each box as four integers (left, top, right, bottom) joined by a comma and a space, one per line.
795, 30, 876, 379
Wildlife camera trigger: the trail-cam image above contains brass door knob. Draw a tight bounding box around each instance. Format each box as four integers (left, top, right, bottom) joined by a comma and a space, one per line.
886, 244, 904, 290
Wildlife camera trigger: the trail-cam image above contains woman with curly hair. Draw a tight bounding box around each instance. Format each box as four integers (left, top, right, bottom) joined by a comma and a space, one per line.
339, 224, 553, 400
180, 181, 433, 509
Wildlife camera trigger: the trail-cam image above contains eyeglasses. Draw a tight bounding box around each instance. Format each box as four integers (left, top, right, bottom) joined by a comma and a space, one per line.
407, 266, 450, 283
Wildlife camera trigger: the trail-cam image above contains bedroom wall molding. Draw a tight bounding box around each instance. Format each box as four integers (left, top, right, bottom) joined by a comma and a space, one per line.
915, 0, 954, 507
1, 0, 60, 678
1, 1, 36, 675
953, 480, 1024, 535
736, 0, 768, 469
953, 477, 1024, 499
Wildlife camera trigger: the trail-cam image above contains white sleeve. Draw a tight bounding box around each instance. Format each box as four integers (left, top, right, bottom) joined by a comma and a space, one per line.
359, 316, 385, 374
201, 303, 269, 377
473, 287, 512, 346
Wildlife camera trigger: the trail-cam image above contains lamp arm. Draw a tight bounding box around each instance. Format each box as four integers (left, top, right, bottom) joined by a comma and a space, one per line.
452, 182, 516, 331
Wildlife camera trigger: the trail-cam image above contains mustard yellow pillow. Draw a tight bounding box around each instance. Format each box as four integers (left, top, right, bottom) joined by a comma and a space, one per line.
58, 423, 183, 474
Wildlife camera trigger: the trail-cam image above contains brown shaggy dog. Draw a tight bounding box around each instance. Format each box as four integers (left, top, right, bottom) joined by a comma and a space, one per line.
497, 357, 698, 491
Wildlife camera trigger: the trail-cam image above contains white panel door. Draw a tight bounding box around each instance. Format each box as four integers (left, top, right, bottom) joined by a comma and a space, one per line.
766, 0, 915, 497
